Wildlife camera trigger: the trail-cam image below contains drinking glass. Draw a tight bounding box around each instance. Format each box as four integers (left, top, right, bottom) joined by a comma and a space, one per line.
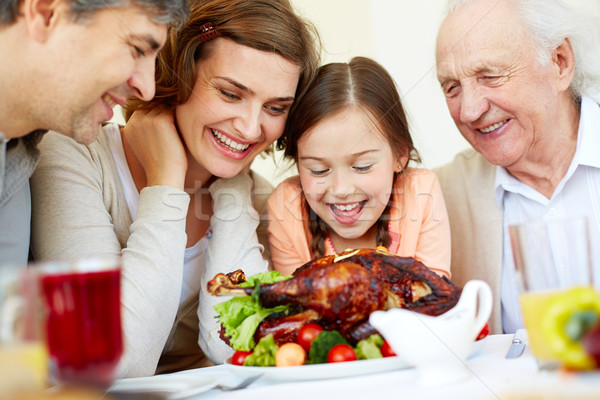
509, 217, 595, 369
0, 265, 48, 398
36, 256, 123, 388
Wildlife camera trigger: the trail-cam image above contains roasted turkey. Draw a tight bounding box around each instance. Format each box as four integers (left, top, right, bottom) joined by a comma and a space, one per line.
208, 247, 461, 345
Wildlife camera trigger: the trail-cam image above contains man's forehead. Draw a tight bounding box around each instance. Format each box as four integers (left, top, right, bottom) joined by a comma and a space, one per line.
102, 6, 168, 47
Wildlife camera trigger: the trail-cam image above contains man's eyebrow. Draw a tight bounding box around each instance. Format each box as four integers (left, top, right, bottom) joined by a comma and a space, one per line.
217, 76, 295, 102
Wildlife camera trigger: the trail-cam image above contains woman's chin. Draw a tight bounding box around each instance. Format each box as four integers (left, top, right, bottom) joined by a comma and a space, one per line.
209, 167, 245, 180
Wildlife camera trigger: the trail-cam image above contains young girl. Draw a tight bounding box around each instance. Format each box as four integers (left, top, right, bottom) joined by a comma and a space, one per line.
267, 57, 451, 278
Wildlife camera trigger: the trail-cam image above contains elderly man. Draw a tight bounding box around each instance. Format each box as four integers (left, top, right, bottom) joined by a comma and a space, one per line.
434, 0, 600, 334
0, 0, 188, 264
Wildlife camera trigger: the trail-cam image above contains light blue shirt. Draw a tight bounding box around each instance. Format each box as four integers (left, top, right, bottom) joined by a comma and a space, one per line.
0, 131, 42, 264
495, 96, 600, 333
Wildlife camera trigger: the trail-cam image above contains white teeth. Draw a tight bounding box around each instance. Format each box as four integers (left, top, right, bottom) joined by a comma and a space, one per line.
211, 129, 250, 152
479, 120, 507, 133
333, 203, 359, 212
103, 94, 116, 108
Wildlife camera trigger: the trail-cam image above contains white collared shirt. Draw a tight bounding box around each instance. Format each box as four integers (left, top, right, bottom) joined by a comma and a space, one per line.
495, 96, 600, 333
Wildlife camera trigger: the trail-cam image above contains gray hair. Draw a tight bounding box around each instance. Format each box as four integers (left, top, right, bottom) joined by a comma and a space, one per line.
445, 0, 600, 103
1, 0, 189, 28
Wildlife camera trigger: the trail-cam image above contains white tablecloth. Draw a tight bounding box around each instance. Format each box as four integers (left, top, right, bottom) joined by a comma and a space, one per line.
122, 334, 600, 400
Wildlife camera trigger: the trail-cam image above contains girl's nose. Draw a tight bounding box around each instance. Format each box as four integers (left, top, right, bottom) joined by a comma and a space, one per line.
331, 170, 353, 197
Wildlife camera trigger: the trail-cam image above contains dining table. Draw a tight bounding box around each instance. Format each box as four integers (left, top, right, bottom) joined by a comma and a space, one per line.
106, 333, 600, 400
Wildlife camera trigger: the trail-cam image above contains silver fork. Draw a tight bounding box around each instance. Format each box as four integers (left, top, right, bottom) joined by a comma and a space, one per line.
213, 374, 262, 391
107, 374, 262, 400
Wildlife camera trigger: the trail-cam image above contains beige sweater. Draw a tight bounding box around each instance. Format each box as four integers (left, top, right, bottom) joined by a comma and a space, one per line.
434, 149, 503, 334
30, 127, 272, 377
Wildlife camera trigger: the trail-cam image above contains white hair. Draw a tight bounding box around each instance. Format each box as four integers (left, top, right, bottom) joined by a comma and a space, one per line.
445, 0, 600, 103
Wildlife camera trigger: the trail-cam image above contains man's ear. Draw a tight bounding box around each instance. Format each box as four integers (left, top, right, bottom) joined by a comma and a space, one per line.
22, 0, 64, 42
552, 38, 575, 92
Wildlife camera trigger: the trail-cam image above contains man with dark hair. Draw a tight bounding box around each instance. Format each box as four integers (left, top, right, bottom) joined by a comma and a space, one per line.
0, 0, 188, 263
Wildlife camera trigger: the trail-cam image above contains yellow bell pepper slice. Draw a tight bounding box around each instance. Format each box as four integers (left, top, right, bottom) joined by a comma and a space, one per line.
541, 286, 600, 370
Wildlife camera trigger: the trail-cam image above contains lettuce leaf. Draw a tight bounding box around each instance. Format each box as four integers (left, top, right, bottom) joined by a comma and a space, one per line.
213, 270, 292, 351
243, 334, 278, 366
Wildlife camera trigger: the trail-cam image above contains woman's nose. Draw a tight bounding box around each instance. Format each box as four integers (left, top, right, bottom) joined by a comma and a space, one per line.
233, 104, 262, 141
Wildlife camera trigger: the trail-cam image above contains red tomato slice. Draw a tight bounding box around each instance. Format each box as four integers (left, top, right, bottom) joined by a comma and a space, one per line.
381, 340, 397, 357
476, 322, 490, 341
231, 350, 253, 366
327, 344, 357, 363
297, 323, 324, 352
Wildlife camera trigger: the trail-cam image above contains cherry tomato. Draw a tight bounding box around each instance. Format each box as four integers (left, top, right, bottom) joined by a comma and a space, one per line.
297, 323, 324, 352
231, 350, 253, 366
476, 322, 490, 341
380, 340, 397, 357
327, 344, 357, 363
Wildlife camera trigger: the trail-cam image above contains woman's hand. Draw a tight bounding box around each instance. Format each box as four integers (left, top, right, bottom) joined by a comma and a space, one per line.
123, 108, 188, 190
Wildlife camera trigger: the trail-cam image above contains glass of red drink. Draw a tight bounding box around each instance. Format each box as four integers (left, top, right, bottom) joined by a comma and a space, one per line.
37, 256, 122, 388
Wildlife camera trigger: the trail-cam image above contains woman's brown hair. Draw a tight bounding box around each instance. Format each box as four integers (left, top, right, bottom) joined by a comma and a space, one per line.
281, 57, 421, 257
125, 0, 320, 119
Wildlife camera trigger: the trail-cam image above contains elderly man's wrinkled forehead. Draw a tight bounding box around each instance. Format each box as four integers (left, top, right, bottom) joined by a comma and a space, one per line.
436, 0, 534, 63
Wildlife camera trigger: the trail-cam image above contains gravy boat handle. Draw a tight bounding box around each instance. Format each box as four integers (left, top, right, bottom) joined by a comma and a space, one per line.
441, 280, 493, 339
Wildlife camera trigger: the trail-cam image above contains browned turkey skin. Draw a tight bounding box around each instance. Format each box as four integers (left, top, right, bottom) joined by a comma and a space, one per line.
208, 247, 461, 345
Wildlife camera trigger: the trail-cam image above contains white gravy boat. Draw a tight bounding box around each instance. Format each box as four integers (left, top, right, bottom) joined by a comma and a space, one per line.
369, 280, 492, 386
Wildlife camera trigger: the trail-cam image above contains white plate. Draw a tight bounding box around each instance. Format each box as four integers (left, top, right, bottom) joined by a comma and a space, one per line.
109, 374, 217, 399
225, 356, 410, 382
470, 337, 486, 357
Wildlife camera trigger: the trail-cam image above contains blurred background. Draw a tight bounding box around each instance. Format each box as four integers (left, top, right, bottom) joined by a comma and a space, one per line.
111, 0, 600, 186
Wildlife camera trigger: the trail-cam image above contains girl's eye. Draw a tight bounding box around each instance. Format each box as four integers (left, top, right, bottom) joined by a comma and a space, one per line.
354, 165, 372, 173
310, 169, 329, 176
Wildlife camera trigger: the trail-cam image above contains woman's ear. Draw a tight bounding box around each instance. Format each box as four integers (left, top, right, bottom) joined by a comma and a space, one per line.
23, 0, 64, 43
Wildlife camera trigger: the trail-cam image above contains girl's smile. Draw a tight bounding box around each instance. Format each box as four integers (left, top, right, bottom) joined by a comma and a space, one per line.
327, 201, 367, 225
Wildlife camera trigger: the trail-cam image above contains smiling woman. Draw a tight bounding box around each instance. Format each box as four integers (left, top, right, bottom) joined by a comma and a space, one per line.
29, 0, 320, 378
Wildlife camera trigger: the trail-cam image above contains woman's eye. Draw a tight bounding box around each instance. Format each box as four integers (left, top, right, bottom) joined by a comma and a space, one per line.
265, 105, 286, 115
354, 165, 372, 173
219, 89, 239, 100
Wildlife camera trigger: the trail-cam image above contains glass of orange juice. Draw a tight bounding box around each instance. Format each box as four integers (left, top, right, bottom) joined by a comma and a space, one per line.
509, 217, 596, 370
0, 265, 48, 398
